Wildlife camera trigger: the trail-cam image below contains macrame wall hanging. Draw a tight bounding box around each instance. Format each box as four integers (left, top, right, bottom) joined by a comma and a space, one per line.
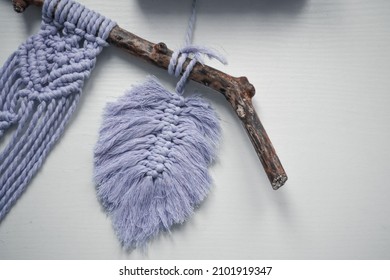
1, 0, 288, 249
0, 0, 116, 221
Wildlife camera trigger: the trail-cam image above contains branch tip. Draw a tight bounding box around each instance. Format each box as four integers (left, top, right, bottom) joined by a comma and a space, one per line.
12, 0, 29, 13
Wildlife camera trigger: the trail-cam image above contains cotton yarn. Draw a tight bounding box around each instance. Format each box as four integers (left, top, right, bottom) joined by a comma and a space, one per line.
94, 78, 221, 249
0, 0, 116, 221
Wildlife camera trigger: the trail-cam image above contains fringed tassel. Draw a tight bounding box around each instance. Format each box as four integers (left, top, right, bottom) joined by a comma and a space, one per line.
94, 78, 221, 249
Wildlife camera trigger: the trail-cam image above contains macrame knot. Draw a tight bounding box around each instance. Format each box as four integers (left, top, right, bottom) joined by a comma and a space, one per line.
13, 0, 117, 103
167, 0, 226, 95
43, 0, 114, 48
168, 46, 227, 94
0, 110, 17, 136
140, 97, 186, 179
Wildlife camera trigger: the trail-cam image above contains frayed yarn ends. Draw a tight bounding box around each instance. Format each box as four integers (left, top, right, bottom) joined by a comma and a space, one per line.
94, 78, 220, 249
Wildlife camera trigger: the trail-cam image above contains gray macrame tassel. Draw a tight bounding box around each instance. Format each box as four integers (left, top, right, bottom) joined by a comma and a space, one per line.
94, 77, 221, 249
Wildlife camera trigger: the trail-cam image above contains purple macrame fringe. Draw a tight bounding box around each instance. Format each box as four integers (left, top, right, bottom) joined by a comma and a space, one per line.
94, 78, 221, 249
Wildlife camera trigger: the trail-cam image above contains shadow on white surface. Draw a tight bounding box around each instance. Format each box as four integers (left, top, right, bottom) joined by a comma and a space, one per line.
137, 0, 307, 15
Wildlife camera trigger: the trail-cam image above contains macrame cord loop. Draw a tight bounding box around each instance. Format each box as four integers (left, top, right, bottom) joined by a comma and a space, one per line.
168, 0, 227, 94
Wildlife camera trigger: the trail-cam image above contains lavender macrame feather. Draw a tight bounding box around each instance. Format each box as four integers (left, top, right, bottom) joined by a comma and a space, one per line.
0, 0, 115, 221
94, 0, 225, 249
94, 78, 221, 249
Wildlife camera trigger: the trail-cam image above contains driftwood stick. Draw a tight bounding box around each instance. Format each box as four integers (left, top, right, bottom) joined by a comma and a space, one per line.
11, 0, 288, 189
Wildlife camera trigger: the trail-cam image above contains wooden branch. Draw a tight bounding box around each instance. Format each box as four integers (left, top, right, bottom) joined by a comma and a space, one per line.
10, 0, 288, 189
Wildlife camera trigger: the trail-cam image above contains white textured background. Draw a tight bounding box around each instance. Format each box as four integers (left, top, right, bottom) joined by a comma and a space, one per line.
0, 0, 389, 259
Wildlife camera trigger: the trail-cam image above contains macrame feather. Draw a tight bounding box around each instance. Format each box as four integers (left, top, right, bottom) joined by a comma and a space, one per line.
94, 78, 221, 249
